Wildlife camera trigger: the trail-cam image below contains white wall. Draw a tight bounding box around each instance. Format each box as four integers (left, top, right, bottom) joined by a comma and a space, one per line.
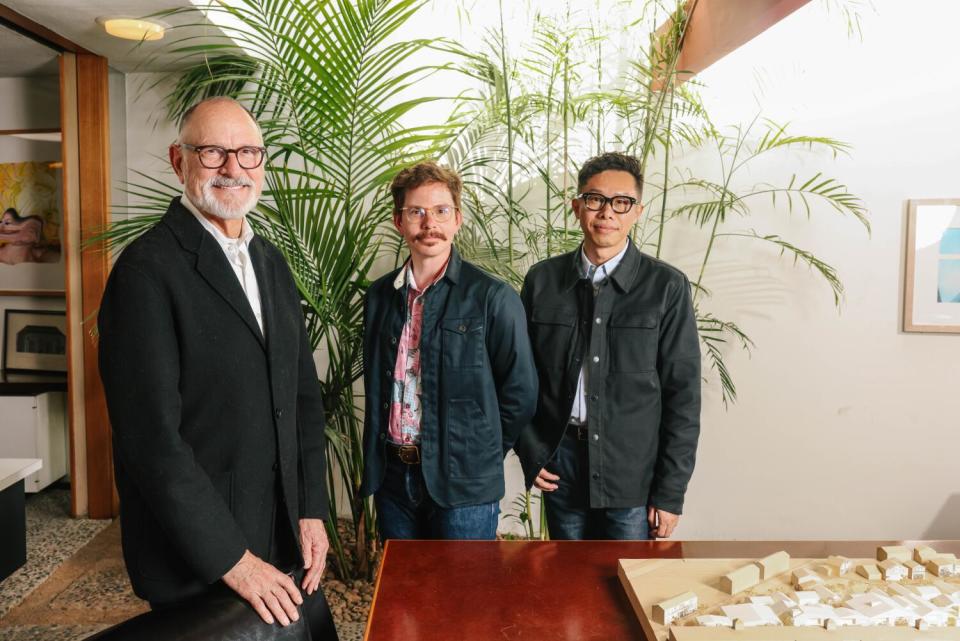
668, 0, 960, 539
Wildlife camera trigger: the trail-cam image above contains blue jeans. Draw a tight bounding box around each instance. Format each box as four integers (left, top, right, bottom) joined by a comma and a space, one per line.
375, 457, 499, 540
543, 431, 650, 540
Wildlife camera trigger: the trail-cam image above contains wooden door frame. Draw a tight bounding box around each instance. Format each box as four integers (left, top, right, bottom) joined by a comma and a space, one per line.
1, 5, 116, 518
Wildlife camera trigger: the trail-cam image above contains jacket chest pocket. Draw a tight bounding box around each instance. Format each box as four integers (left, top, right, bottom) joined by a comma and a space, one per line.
609, 312, 659, 372
441, 317, 484, 369
529, 307, 576, 370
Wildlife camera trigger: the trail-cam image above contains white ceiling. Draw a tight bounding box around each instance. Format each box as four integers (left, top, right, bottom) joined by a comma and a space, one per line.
1, 1, 230, 74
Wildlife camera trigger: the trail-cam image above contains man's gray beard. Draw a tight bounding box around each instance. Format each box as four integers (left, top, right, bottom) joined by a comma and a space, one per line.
193, 177, 259, 220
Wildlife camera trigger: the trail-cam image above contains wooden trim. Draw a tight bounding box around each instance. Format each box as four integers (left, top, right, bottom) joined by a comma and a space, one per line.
902, 198, 960, 334
60, 53, 86, 517
0, 4, 93, 54
74, 53, 116, 518
661, 0, 811, 84
0, 128, 60, 136
0, 290, 65, 297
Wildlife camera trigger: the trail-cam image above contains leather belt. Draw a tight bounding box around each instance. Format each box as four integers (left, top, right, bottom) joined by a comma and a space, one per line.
566, 422, 589, 441
386, 441, 421, 464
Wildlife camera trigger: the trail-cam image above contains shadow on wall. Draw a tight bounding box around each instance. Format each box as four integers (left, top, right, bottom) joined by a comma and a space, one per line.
923, 493, 960, 539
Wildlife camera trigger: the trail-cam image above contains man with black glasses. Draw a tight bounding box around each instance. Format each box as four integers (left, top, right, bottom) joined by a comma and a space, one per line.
360, 161, 537, 540
99, 96, 338, 638
515, 152, 701, 540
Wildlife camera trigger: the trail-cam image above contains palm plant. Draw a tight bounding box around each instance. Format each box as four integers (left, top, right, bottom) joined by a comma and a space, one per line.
106, 0, 461, 580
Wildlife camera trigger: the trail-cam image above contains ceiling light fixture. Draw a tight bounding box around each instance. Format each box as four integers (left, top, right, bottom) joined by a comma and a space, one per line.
96, 17, 167, 42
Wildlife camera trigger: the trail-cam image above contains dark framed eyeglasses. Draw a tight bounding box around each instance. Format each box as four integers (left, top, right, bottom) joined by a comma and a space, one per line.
577, 192, 638, 214
398, 205, 458, 222
179, 143, 267, 169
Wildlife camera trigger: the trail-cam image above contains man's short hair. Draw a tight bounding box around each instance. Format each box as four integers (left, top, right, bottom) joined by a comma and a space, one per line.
390, 161, 463, 212
577, 152, 644, 196
177, 96, 260, 139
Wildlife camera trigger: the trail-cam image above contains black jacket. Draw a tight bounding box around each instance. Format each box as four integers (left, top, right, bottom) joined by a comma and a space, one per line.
514, 241, 700, 513
98, 198, 328, 605
359, 247, 538, 507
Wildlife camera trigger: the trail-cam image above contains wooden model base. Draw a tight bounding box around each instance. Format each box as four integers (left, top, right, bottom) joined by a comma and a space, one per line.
618, 557, 960, 641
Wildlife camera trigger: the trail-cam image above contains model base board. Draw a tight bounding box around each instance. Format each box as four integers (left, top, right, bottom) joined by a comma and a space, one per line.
618, 557, 960, 641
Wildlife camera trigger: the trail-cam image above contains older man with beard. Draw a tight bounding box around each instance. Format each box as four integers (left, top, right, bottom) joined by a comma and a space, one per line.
98, 97, 338, 639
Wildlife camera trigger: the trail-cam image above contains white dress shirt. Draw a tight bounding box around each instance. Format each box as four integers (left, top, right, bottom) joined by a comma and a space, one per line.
569, 242, 629, 424
181, 195, 264, 335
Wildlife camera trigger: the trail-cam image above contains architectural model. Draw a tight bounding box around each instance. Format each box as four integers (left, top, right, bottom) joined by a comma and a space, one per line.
619, 545, 960, 641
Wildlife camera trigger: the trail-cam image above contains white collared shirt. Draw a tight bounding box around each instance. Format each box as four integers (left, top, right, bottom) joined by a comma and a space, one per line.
181, 195, 264, 335
570, 242, 629, 424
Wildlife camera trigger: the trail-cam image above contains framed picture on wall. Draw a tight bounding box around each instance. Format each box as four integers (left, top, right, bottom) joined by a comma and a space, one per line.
0, 129, 65, 296
2, 309, 67, 374
903, 198, 960, 333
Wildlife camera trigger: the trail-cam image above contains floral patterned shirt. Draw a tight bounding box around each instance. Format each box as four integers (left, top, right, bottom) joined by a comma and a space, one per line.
387, 259, 448, 445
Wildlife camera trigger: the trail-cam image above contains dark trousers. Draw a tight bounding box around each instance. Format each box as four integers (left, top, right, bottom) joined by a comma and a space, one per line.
543, 430, 650, 540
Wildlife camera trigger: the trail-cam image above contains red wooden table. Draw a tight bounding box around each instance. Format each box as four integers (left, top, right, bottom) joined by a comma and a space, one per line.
363, 539, 960, 641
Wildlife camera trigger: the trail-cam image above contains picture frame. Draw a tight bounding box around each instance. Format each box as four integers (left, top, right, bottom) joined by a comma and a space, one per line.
903, 198, 960, 333
0, 129, 65, 296
2, 309, 67, 374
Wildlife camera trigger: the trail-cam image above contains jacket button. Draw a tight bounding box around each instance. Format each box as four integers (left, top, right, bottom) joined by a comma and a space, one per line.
592, 356, 599, 363
592, 433, 599, 442
590, 394, 598, 401
592, 472, 600, 480
458, 324, 466, 332
595, 317, 601, 324
385, 368, 391, 376
391, 337, 398, 345
382, 402, 388, 410
275, 408, 283, 419
272, 461, 279, 471
379, 433, 386, 441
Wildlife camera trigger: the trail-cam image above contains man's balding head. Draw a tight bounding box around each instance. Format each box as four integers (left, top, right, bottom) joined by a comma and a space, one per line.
177, 96, 262, 144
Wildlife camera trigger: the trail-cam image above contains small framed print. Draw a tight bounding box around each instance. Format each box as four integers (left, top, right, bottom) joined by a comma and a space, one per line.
903, 199, 960, 333
2, 309, 67, 374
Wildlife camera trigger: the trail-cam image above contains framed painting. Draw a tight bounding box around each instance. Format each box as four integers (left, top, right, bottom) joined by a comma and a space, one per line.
2, 309, 67, 374
0, 129, 64, 296
903, 199, 960, 333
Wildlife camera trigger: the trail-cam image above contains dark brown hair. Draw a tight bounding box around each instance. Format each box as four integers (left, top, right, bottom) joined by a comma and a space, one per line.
390, 161, 463, 212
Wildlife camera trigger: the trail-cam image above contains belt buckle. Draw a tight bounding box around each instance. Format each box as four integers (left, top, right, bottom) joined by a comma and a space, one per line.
398, 444, 421, 464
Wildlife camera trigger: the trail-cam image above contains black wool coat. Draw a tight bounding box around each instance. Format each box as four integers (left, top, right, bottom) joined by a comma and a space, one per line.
98, 198, 328, 605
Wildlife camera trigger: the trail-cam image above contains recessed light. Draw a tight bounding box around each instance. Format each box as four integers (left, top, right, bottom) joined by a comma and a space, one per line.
96, 17, 167, 41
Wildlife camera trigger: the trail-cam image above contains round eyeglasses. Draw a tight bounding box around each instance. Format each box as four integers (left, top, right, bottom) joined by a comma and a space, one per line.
577, 192, 638, 214
180, 143, 267, 169
398, 205, 458, 222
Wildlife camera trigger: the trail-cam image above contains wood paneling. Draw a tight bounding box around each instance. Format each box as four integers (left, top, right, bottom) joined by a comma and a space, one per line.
74, 53, 115, 518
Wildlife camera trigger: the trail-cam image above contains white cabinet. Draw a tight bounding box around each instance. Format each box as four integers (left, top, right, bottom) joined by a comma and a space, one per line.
0, 391, 67, 492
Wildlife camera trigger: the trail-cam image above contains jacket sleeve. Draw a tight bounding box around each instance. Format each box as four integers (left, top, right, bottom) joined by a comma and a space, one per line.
648, 273, 701, 515
486, 283, 539, 456
295, 304, 330, 521
98, 262, 248, 583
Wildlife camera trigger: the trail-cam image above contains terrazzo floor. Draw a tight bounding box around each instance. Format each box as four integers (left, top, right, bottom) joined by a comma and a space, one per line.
0, 489, 363, 641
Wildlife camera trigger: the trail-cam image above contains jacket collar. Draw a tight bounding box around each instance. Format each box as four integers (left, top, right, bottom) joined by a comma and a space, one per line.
160, 197, 267, 349
394, 245, 463, 290
560, 239, 641, 293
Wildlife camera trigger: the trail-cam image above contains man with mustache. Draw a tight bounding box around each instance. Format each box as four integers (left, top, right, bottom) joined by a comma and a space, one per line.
98, 97, 338, 638
360, 162, 537, 540
515, 152, 701, 540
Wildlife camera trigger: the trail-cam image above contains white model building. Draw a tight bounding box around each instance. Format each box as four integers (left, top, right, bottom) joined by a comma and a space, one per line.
879, 559, 908, 581
832, 606, 871, 626
720, 603, 782, 627
905, 559, 926, 579
827, 555, 852, 575
845, 590, 903, 626
791, 590, 820, 606
812, 583, 840, 603
915, 545, 939, 563
927, 555, 960, 578
791, 568, 822, 590
695, 614, 733, 627
720, 563, 760, 595
653, 591, 698, 625
856, 563, 881, 581
877, 545, 910, 562
753, 551, 790, 580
